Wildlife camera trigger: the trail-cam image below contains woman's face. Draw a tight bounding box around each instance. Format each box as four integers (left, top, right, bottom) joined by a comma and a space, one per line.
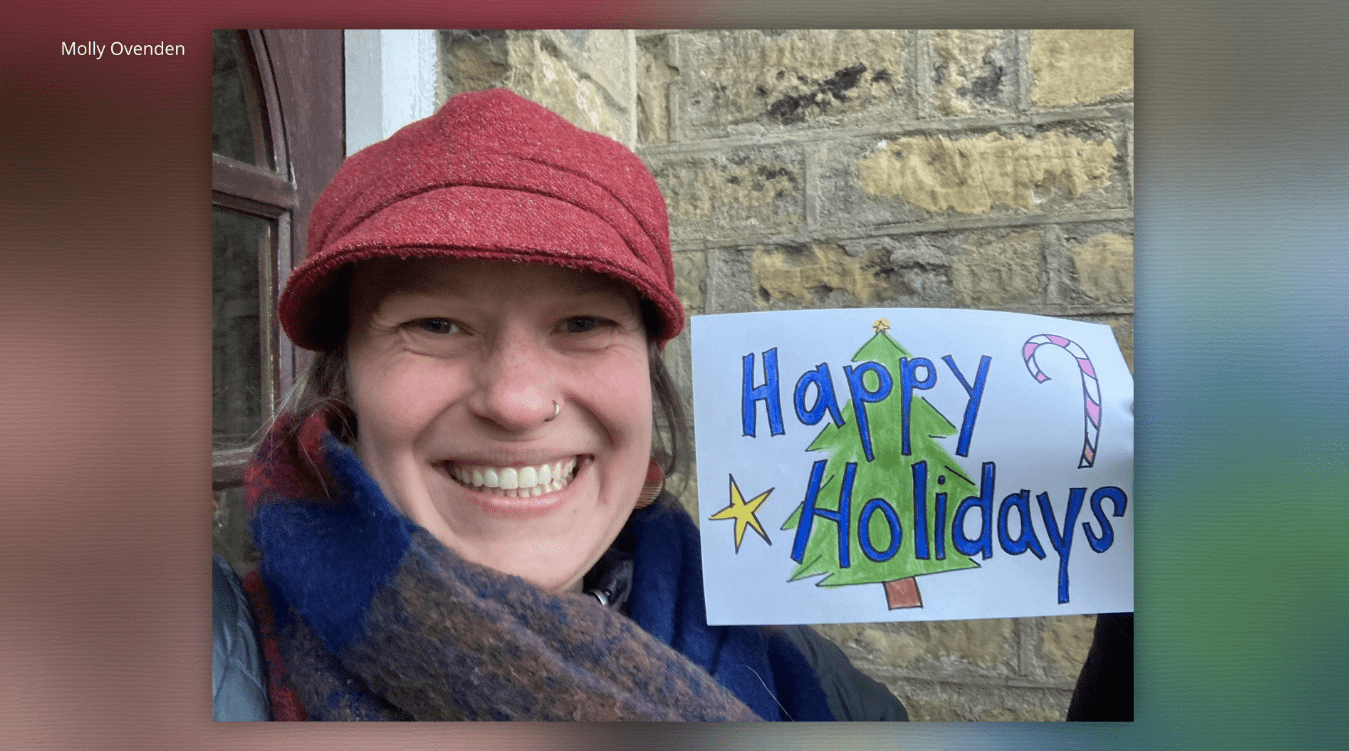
346, 258, 653, 593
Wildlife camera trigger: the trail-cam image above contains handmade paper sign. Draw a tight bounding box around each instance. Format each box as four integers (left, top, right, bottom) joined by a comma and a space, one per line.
691, 309, 1133, 625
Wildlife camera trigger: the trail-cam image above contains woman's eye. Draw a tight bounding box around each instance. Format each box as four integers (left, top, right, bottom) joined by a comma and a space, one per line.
561, 316, 602, 334
414, 318, 459, 335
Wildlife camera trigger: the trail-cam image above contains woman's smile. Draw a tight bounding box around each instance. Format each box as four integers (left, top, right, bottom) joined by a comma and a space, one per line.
443, 456, 581, 496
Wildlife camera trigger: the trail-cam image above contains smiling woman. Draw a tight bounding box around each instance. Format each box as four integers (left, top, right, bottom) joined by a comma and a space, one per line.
223, 88, 905, 722
347, 259, 653, 593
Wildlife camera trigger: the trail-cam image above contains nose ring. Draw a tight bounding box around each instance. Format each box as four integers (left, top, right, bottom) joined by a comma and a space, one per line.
544, 400, 560, 422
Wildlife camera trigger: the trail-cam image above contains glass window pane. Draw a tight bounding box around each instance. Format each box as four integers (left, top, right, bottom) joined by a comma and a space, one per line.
213, 207, 273, 449
214, 486, 260, 574
212, 30, 274, 169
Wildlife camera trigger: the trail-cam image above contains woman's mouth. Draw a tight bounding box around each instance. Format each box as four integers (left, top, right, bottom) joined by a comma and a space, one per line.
445, 457, 580, 498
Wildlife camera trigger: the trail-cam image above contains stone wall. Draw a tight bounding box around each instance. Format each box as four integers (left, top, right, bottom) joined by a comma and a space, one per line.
436, 28, 1134, 722
438, 30, 638, 146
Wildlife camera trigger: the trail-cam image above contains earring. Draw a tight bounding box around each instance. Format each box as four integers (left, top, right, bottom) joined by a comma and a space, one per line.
634, 457, 665, 509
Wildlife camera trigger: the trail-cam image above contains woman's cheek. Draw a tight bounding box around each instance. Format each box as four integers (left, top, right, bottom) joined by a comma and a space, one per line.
382, 361, 461, 423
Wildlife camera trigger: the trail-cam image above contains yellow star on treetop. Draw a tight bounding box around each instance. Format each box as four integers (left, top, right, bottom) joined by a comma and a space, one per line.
709, 475, 773, 552
873, 318, 890, 333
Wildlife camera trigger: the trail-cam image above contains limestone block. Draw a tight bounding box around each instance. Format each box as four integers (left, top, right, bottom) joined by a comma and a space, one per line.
950, 229, 1045, 309
672, 30, 908, 138
636, 34, 677, 144
1070, 232, 1134, 304
538, 30, 633, 112
439, 30, 631, 145
814, 619, 1018, 676
438, 30, 510, 95
673, 250, 708, 314
893, 268, 954, 303
929, 30, 1020, 117
862, 232, 963, 307
1041, 614, 1098, 683
1032, 30, 1134, 108
854, 129, 1122, 217
647, 148, 805, 243
897, 681, 1072, 721
705, 242, 908, 313
749, 242, 891, 306
814, 139, 931, 228
508, 36, 629, 144
702, 233, 985, 314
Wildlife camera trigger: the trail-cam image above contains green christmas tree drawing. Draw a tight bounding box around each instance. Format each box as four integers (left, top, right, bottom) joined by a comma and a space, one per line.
782, 319, 980, 608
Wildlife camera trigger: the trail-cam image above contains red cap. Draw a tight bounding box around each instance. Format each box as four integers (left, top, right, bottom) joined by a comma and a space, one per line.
279, 89, 683, 351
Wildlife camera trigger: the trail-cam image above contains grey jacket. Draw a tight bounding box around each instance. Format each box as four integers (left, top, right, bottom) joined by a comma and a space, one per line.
212, 554, 269, 721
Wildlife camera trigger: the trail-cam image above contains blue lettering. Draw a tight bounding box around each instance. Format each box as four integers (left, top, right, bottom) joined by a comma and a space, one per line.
742, 349, 784, 437
934, 488, 948, 560
1084, 486, 1128, 553
790, 460, 854, 569
1037, 488, 1086, 604
953, 462, 996, 560
858, 498, 902, 563
843, 361, 893, 462
899, 357, 936, 455
912, 461, 930, 560
793, 362, 845, 428
998, 490, 1046, 559
941, 355, 991, 457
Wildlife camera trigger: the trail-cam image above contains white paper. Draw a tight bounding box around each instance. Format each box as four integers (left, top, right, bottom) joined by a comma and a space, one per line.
691, 309, 1133, 625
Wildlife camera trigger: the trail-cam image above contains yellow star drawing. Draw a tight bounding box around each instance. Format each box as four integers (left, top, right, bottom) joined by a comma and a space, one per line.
873, 318, 890, 333
708, 475, 773, 552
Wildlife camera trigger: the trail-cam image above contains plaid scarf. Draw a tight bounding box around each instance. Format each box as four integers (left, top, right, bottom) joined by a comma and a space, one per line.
242, 413, 832, 721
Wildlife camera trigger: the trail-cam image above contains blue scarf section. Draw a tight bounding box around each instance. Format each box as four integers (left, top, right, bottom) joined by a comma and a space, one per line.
628, 500, 834, 721
250, 430, 832, 721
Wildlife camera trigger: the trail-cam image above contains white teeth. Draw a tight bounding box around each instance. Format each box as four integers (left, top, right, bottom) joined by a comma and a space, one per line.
448, 458, 580, 497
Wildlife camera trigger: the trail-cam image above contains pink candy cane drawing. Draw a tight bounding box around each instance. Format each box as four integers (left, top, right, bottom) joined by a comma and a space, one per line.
1023, 334, 1101, 468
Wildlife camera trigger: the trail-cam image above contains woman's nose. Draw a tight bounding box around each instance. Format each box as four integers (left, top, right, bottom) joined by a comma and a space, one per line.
468, 335, 558, 431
